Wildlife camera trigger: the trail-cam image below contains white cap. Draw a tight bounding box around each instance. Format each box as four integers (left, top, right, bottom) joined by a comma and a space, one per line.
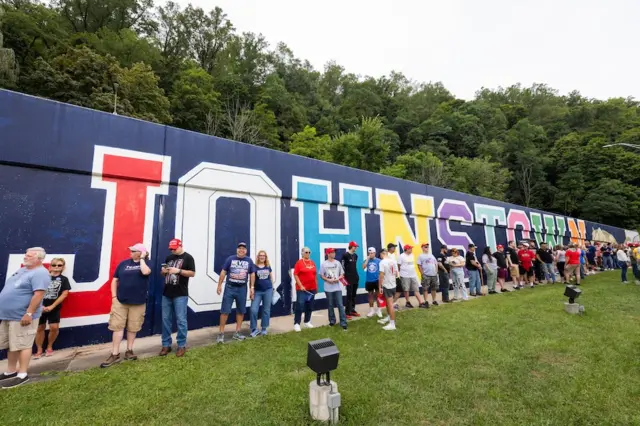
522, 242, 529, 248
367, 247, 376, 253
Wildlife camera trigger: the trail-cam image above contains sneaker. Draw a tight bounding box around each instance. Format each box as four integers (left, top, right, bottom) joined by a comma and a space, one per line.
501, 288, 509, 293
367, 310, 375, 318
393, 304, 400, 311
159, 347, 171, 356
378, 317, 390, 325
176, 347, 186, 358
45, 349, 54, 357
419, 303, 429, 309
623, 281, 629, 284
1, 375, 29, 389
346, 314, 353, 320
250, 329, 260, 338
432, 301, 439, 306
216, 334, 225, 344
342, 326, 348, 332
530, 284, 534, 288
124, 350, 137, 361
470, 293, 476, 297
376, 309, 383, 318
383, 323, 396, 331
233, 332, 246, 341
514, 286, 521, 290
0, 372, 17, 381
33, 352, 43, 360
261, 329, 268, 336
351, 312, 361, 317
100, 353, 121, 368
304, 322, 314, 329
405, 302, 414, 309
294, 324, 301, 332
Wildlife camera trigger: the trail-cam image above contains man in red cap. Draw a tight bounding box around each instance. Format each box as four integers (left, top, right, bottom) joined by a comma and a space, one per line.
160, 238, 195, 357
398, 244, 427, 308
341, 241, 360, 318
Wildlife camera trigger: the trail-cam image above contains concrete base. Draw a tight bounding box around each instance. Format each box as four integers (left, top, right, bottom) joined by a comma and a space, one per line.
309, 380, 338, 422
565, 302, 580, 314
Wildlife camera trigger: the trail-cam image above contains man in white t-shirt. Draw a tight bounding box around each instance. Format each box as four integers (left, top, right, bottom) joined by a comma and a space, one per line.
417, 242, 439, 307
398, 245, 427, 308
319, 248, 347, 330
377, 248, 397, 330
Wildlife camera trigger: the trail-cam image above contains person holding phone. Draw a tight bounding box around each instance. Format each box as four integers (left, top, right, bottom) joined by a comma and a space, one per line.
101, 243, 151, 368
159, 239, 195, 357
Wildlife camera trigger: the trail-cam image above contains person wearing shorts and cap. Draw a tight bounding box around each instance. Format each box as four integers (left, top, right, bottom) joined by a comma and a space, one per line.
363, 247, 382, 318
377, 248, 398, 330
493, 245, 510, 292
517, 242, 535, 288
216, 242, 256, 343
101, 243, 152, 368
398, 245, 427, 308
507, 240, 521, 289
417, 243, 439, 307
386, 243, 402, 310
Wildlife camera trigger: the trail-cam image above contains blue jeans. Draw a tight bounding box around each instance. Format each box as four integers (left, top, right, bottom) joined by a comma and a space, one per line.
294, 290, 316, 325
632, 263, 639, 280
619, 261, 628, 282
438, 271, 450, 301
468, 270, 481, 295
250, 288, 273, 332
542, 263, 556, 283
161, 295, 188, 348
603, 256, 614, 269
325, 290, 347, 328
221, 285, 248, 315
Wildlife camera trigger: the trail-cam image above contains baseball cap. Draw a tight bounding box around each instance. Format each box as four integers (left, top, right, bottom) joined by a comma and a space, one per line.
440, 244, 448, 249
468, 243, 476, 248
325, 248, 335, 254
387, 243, 397, 249
348, 241, 359, 248
497, 244, 504, 249
403, 244, 413, 251
168, 238, 182, 250
237, 242, 247, 248
367, 247, 376, 253
421, 242, 429, 248
379, 248, 388, 254
129, 243, 147, 253
522, 242, 529, 248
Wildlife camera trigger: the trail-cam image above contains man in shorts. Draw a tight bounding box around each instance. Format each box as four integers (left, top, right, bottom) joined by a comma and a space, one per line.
518, 242, 535, 288
377, 248, 397, 330
494, 245, 510, 292
398, 245, 427, 308
363, 247, 382, 318
417, 243, 439, 307
507, 240, 521, 289
0, 247, 49, 388
387, 243, 403, 310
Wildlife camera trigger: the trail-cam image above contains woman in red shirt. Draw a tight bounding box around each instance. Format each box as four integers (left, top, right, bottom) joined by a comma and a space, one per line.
564, 243, 581, 285
293, 247, 318, 332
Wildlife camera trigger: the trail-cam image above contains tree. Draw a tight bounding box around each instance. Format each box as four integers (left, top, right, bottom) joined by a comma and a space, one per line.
330, 117, 391, 172
445, 156, 511, 201
381, 150, 446, 187
170, 66, 220, 132
581, 180, 640, 228
53, 0, 156, 34
288, 126, 332, 162
0, 7, 18, 88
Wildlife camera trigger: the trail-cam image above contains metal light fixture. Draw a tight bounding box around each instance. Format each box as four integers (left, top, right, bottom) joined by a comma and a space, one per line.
307, 338, 339, 385
564, 285, 582, 304
307, 338, 341, 424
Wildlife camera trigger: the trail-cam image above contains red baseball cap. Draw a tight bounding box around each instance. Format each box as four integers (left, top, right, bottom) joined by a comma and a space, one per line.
497, 244, 504, 249
168, 239, 182, 250
403, 244, 413, 251
325, 248, 335, 254
348, 241, 359, 248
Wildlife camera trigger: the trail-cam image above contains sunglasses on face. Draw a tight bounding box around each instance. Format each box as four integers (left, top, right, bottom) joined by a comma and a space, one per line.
51, 264, 64, 267
303, 251, 311, 254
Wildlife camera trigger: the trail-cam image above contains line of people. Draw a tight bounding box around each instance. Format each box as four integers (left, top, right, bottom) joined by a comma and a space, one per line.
1, 238, 635, 387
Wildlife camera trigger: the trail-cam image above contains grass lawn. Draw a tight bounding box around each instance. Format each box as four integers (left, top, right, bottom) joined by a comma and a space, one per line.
2, 272, 640, 425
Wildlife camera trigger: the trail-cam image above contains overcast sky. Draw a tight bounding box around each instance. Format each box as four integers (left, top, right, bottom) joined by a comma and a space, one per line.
179, 0, 639, 100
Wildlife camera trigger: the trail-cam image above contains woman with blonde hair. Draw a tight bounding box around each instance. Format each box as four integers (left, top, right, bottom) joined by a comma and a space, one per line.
34, 258, 71, 358
250, 250, 275, 337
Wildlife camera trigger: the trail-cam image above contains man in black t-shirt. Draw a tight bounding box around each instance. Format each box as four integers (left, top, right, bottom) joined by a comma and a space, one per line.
35, 260, 72, 357
341, 241, 360, 318
435, 245, 451, 302
466, 244, 482, 296
493, 245, 509, 293
536, 242, 556, 284
160, 238, 196, 357
506, 240, 521, 289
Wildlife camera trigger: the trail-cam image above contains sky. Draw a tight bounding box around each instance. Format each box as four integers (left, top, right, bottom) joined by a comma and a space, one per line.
179, 0, 639, 100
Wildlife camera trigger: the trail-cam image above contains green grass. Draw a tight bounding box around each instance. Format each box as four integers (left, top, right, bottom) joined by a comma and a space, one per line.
3, 273, 640, 425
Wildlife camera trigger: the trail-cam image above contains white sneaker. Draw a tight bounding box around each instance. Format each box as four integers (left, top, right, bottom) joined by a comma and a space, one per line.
304, 322, 314, 329
294, 324, 301, 332
530, 284, 534, 288
377, 316, 390, 325
376, 309, 383, 318
382, 323, 396, 331
367, 310, 375, 318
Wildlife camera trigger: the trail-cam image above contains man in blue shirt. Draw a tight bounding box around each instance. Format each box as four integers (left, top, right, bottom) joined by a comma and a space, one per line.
0, 247, 50, 388
216, 242, 255, 343
362, 247, 382, 318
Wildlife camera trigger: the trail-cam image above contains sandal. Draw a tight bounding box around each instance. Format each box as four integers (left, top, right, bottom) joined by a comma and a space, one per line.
45, 349, 54, 357
33, 352, 44, 360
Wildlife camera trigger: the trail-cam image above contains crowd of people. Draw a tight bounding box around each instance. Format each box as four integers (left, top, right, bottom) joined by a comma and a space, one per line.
0, 238, 638, 388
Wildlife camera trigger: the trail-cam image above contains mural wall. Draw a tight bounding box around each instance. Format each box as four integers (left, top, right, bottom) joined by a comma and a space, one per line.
0, 90, 635, 351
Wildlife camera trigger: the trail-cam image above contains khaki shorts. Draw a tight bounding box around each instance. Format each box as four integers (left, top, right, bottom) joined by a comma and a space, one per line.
565, 264, 580, 276
108, 299, 146, 333
0, 319, 39, 352
400, 277, 420, 292
509, 265, 520, 278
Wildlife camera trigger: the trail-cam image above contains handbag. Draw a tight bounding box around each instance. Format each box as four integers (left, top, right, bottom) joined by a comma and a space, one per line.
376, 293, 387, 308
